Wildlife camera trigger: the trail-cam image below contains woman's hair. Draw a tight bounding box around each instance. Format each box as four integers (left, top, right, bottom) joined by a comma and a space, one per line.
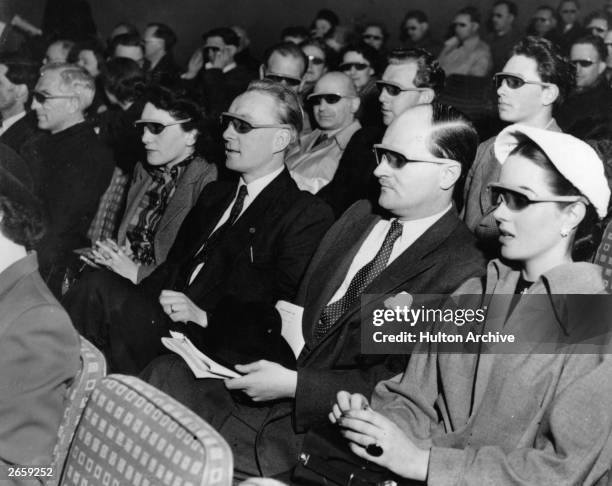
509, 133, 600, 259
144, 85, 204, 137
102, 57, 146, 104
340, 43, 382, 74
0, 195, 44, 249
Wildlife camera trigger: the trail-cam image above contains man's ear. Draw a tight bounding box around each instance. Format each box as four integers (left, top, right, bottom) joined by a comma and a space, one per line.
350, 96, 361, 114
273, 127, 292, 153
417, 88, 435, 105
14, 84, 28, 104
440, 163, 461, 190
598, 60, 607, 76
68, 95, 81, 114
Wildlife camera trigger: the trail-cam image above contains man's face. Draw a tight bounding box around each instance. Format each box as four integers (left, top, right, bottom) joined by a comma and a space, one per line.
497, 55, 553, 123
302, 45, 327, 83
379, 62, 423, 126
43, 42, 69, 65
143, 26, 164, 59
571, 43, 605, 89
362, 26, 384, 50
114, 44, 145, 67
404, 18, 427, 42
586, 18, 608, 38
311, 75, 357, 131
533, 9, 556, 35
559, 1, 578, 26
453, 14, 477, 41
77, 50, 100, 77
223, 91, 286, 180
263, 52, 304, 93
0, 65, 19, 113
203, 35, 229, 64
139, 102, 195, 167
31, 70, 76, 133
374, 107, 452, 220
313, 19, 332, 38
491, 4, 514, 33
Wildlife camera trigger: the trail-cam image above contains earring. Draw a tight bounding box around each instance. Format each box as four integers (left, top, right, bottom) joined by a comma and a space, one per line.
560, 229, 569, 238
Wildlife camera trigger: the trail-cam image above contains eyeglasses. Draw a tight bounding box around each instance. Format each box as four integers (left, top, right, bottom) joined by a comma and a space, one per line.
534, 17, 550, 23
453, 22, 469, 28
307, 55, 325, 66
134, 118, 192, 135
487, 183, 586, 211
339, 62, 370, 72
589, 26, 607, 33
363, 34, 383, 41
571, 59, 595, 67
376, 80, 426, 96
493, 72, 554, 90
203, 46, 221, 54
373, 144, 457, 169
264, 72, 302, 87
32, 91, 76, 104
220, 112, 291, 134
307, 93, 351, 105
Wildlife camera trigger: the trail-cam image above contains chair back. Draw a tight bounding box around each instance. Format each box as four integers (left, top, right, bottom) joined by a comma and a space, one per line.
58, 374, 233, 486
594, 219, 612, 291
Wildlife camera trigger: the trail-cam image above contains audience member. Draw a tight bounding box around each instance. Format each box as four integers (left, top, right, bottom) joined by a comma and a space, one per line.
438, 6, 493, 77
142, 23, 181, 86
63, 79, 334, 374
73, 39, 108, 115
43, 39, 75, 65
400, 10, 443, 56
311, 9, 339, 39
260, 42, 307, 93
361, 22, 388, 52
585, 10, 609, 38
145, 102, 485, 480
0, 150, 80, 472
110, 32, 145, 68
557, 35, 612, 137
557, 0, 585, 54
231, 26, 261, 72
462, 36, 575, 250
333, 126, 612, 486
28, 63, 114, 295
487, 1, 522, 73
107, 22, 139, 45
300, 39, 329, 95
340, 44, 382, 127
528, 5, 562, 45
281, 26, 310, 45
604, 29, 612, 84
324, 26, 359, 56
286, 72, 361, 193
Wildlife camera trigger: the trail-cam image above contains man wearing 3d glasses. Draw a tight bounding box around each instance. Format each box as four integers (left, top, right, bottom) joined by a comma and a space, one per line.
462, 36, 575, 254
285, 71, 361, 194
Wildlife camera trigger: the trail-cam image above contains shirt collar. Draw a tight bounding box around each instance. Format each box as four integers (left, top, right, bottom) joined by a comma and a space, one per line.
396, 203, 452, 230
317, 120, 362, 150
0, 110, 27, 132
239, 165, 284, 200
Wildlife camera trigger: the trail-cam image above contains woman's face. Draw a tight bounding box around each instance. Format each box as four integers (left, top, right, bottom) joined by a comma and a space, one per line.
341, 51, 374, 90
313, 18, 332, 38
493, 154, 576, 268
302, 45, 327, 83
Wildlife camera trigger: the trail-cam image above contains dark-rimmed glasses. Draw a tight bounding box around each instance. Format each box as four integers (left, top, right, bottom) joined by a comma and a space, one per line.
363, 34, 383, 41
493, 72, 554, 90
32, 91, 76, 104
264, 72, 302, 87
220, 112, 291, 134
487, 182, 586, 211
571, 59, 595, 68
373, 144, 457, 169
307, 93, 351, 105
376, 80, 426, 97
340, 62, 369, 71
134, 118, 192, 135
307, 55, 325, 66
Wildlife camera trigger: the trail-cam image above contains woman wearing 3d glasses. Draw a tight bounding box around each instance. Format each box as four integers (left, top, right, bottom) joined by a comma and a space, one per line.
83, 85, 217, 284
330, 125, 612, 485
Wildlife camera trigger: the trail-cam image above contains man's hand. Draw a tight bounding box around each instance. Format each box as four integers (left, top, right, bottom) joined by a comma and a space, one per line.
159, 290, 208, 327
210, 46, 233, 69
225, 360, 297, 401
181, 48, 204, 79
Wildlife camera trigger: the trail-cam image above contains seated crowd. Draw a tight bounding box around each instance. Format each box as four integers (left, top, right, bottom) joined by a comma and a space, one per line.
2, 2, 612, 484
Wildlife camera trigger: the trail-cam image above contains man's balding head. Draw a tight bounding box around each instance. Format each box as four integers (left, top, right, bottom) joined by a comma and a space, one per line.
309, 71, 359, 131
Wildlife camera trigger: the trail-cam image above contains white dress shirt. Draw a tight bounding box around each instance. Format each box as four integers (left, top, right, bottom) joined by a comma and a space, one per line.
327, 205, 452, 304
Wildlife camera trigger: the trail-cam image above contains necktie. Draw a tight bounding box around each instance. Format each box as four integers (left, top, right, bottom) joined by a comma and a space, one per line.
314, 220, 403, 341
177, 185, 248, 290
312, 133, 329, 148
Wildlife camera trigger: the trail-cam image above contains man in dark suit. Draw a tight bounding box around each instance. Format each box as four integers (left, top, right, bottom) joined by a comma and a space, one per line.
142, 23, 181, 87
145, 102, 486, 479
64, 79, 334, 374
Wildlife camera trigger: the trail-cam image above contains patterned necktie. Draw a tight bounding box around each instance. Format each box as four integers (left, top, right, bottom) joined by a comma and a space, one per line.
313, 132, 329, 148
314, 220, 403, 341
177, 185, 248, 290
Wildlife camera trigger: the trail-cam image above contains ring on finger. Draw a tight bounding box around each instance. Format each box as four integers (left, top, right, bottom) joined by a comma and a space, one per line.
365, 443, 384, 457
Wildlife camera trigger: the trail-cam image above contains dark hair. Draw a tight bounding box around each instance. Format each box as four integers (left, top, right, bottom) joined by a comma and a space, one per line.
300, 38, 331, 65
108, 22, 139, 41
0, 54, 39, 92
0, 195, 44, 248
102, 57, 146, 104
69, 39, 106, 73
536, 5, 556, 15
144, 85, 203, 136
246, 79, 303, 141
362, 22, 389, 43
203, 27, 240, 47
428, 103, 479, 207
572, 34, 607, 61
401, 10, 429, 43
281, 26, 310, 42
263, 42, 308, 77
509, 133, 599, 255
511, 36, 575, 106
494, 0, 519, 17
457, 6, 482, 24
584, 10, 609, 26
341, 43, 382, 74
110, 32, 143, 53
388, 48, 445, 95
315, 9, 340, 29
147, 23, 177, 51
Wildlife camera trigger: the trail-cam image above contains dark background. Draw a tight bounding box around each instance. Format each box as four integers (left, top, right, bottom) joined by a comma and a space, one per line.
1, 0, 604, 64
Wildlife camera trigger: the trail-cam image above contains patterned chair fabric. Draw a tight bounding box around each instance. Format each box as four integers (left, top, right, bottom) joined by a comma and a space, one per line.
50, 336, 107, 486
595, 219, 612, 291
58, 374, 233, 486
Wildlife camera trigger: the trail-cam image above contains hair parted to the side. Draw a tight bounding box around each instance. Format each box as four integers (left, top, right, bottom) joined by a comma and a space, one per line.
40, 62, 96, 110
144, 84, 204, 137
245, 79, 304, 142
388, 48, 446, 95
263, 42, 309, 77
102, 57, 146, 104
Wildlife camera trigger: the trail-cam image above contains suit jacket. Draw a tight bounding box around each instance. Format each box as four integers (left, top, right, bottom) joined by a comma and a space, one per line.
373, 259, 612, 485
196, 64, 255, 118
141, 168, 334, 367
116, 156, 217, 281
249, 200, 486, 475
0, 253, 80, 471
0, 111, 44, 180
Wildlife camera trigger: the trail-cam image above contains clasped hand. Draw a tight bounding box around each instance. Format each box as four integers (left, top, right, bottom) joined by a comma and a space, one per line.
225, 360, 297, 402
329, 391, 430, 481
90, 238, 139, 283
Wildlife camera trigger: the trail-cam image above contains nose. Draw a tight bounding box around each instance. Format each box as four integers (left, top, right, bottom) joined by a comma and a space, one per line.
373, 156, 391, 178
31, 97, 41, 110
492, 198, 510, 223
223, 121, 237, 141
379, 87, 389, 103
496, 79, 508, 97
141, 126, 154, 144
